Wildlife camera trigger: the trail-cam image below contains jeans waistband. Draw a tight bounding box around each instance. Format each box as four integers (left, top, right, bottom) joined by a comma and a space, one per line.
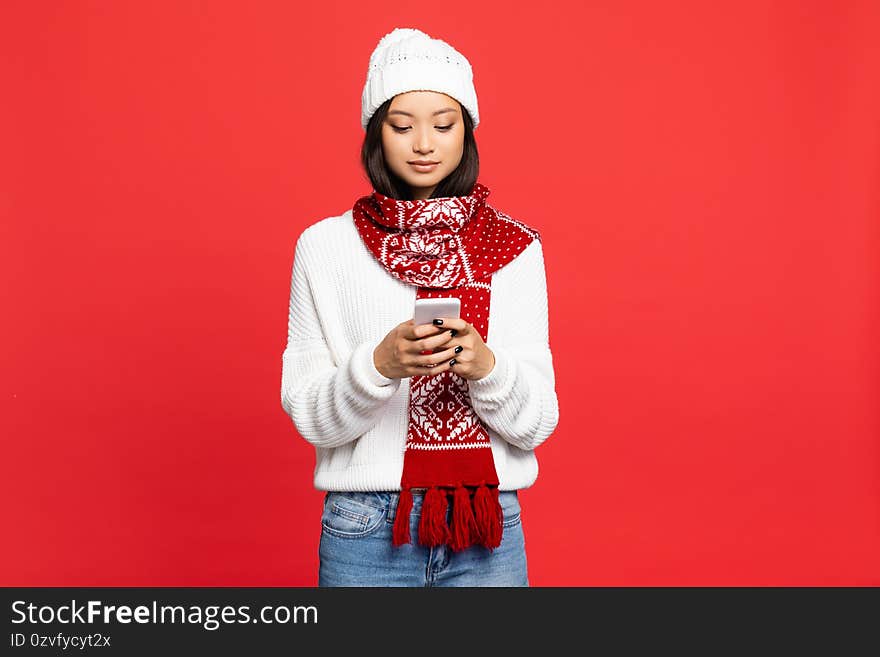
323, 489, 517, 518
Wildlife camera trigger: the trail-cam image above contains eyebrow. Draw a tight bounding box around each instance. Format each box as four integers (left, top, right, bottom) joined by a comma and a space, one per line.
386, 108, 459, 117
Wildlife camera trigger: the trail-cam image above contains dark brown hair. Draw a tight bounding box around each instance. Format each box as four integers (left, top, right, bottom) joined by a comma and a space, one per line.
360, 97, 479, 200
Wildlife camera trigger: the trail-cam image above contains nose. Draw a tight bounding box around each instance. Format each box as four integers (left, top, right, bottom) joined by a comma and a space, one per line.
414, 128, 434, 154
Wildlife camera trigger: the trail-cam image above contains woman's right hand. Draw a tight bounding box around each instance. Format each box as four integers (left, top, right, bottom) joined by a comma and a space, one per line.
373, 319, 458, 379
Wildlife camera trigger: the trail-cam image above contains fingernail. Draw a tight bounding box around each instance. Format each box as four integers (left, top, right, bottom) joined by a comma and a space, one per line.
449, 359, 457, 366
450, 329, 457, 337
432, 319, 443, 325
454, 345, 463, 354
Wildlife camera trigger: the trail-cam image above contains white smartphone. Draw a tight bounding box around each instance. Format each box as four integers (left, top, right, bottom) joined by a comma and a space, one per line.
413, 297, 461, 326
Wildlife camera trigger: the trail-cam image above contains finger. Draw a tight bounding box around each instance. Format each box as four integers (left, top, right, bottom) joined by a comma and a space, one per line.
410, 333, 448, 356
414, 350, 446, 368
427, 354, 467, 376
411, 326, 456, 355
428, 329, 464, 351
432, 325, 478, 352
410, 321, 450, 341
418, 344, 464, 367
422, 358, 452, 376
430, 316, 470, 339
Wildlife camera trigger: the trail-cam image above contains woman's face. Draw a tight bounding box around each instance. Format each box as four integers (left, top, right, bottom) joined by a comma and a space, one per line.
381, 91, 465, 200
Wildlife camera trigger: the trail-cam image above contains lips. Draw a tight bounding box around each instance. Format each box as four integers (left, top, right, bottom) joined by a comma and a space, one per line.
409, 161, 440, 171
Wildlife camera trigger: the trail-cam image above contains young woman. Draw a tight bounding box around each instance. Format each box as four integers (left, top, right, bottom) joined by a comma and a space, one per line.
281, 27, 559, 586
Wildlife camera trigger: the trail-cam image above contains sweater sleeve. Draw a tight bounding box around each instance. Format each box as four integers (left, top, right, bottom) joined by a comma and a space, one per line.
466, 239, 560, 451
280, 230, 401, 449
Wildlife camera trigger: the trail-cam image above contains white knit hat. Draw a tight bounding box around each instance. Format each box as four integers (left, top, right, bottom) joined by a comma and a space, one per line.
360, 27, 480, 131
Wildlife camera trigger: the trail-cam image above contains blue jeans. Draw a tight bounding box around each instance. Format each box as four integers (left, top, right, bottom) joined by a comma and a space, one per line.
318, 490, 529, 587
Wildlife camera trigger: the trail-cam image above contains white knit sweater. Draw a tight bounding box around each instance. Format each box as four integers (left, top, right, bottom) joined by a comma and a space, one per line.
280, 207, 559, 492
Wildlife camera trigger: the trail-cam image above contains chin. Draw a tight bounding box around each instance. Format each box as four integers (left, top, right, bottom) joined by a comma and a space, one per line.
412, 175, 443, 185
401, 173, 443, 188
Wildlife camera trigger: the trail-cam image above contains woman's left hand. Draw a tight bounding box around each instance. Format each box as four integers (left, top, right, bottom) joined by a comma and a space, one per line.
418, 317, 495, 381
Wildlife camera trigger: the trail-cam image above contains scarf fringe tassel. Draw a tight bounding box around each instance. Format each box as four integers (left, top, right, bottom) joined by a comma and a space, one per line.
449, 484, 478, 551
392, 483, 504, 552
419, 486, 451, 546
391, 488, 413, 546
473, 483, 503, 551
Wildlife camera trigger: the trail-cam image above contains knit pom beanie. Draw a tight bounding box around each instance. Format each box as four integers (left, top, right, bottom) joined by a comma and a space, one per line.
360, 27, 480, 131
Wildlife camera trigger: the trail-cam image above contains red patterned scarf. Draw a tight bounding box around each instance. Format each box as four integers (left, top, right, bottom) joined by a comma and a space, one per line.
352, 181, 539, 551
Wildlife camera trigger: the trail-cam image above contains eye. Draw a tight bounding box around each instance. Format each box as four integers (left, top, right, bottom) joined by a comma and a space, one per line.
390, 125, 454, 133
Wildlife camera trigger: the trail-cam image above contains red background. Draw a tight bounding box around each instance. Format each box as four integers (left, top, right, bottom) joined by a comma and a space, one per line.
2, 1, 878, 586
